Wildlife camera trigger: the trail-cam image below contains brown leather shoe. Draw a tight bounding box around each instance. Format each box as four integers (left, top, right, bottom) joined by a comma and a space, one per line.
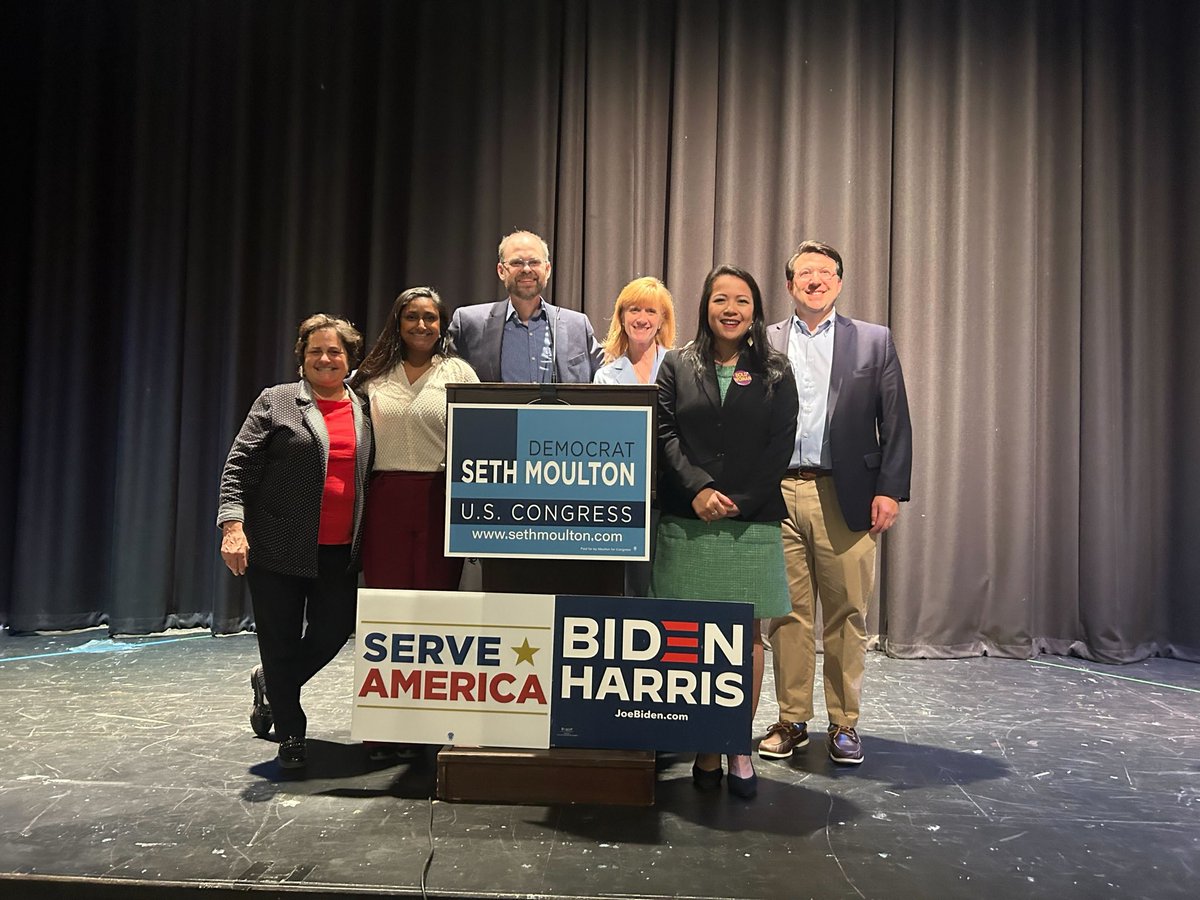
757, 721, 809, 758
828, 724, 864, 765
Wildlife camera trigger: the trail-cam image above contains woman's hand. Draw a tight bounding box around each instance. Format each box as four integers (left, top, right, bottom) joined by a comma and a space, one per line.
692, 487, 738, 523
221, 522, 250, 575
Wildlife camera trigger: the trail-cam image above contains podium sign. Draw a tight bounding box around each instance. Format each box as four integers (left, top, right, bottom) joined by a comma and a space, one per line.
351, 590, 753, 754
444, 403, 652, 560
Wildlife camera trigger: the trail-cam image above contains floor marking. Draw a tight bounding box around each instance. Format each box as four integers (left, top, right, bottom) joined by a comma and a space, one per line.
0, 635, 210, 664
1028, 659, 1200, 694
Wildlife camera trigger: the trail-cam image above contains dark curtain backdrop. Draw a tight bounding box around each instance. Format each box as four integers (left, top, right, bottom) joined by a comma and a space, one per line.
3, 0, 1197, 662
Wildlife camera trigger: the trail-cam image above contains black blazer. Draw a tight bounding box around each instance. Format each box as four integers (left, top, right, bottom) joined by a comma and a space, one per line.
217, 379, 374, 577
656, 348, 799, 522
767, 313, 912, 532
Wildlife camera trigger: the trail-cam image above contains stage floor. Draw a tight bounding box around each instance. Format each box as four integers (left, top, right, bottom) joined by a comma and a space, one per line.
0, 628, 1196, 900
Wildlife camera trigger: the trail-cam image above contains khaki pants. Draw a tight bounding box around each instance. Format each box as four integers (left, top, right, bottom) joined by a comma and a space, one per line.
768, 474, 876, 727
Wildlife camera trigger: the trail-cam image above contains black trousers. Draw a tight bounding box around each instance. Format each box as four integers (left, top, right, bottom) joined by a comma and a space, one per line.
246, 544, 357, 739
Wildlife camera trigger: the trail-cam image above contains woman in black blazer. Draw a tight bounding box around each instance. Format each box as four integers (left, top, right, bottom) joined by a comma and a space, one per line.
217, 314, 373, 772
653, 265, 799, 799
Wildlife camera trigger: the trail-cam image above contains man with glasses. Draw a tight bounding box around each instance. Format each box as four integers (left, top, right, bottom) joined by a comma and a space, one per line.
760, 239, 912, 765
447, 230, 603, 383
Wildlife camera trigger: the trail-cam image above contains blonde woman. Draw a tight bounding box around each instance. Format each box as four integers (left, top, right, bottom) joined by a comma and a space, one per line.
594, 276, 676, 385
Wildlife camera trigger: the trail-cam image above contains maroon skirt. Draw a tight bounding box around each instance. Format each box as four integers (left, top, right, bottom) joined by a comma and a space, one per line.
360, 471, 463, 590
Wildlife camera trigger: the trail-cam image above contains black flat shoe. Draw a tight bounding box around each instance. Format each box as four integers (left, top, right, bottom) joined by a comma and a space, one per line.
250, 665, 272, 739
277, 736, 307, 770
727, 770, 758, 799
692, 763, 723, 789
367, 742, 418, 762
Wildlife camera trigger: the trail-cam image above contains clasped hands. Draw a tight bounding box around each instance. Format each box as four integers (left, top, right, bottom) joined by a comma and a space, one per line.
692, 487, 739, 523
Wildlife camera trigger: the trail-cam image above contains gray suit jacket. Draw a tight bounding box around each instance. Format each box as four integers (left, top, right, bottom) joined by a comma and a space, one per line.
447, 299, 604, 383
217, 379, 374, 576
768, 313, 912, 532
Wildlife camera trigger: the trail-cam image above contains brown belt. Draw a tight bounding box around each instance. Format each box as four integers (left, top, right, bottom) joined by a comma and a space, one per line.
786, 467, 832, 481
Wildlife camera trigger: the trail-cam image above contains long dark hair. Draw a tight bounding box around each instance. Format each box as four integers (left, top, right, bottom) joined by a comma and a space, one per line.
682, 264, 788, 391
350, 287, 453, 389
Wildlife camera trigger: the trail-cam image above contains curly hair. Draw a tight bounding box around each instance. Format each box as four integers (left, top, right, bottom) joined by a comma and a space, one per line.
293, 313, 363, 374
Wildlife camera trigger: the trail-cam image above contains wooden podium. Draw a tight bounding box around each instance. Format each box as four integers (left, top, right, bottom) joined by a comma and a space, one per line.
437, 383, 658, 806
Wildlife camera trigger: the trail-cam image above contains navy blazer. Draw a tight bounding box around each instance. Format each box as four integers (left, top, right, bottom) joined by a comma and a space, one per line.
217, 379, 374, 577
447, 299, 604, 383
768, 313, 912, 532
656, 348, 799, 522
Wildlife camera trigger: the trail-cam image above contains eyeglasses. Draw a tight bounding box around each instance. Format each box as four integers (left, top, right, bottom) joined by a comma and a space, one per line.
794, 268, 839, 282
504, 258, 547, 271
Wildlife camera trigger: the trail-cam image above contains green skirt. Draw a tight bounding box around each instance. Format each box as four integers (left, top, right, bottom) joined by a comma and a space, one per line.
650, 515, 790, 617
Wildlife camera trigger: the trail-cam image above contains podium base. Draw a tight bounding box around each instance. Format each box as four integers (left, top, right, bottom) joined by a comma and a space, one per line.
436, 747, 656, 806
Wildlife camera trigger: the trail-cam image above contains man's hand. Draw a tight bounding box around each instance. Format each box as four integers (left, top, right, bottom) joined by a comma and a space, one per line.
869, 496, 900, 534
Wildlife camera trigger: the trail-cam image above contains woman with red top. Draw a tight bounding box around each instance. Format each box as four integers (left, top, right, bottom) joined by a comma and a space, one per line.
217, 314, 374, 772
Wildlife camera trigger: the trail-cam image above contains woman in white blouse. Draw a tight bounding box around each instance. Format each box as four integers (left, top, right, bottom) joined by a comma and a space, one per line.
593, 276, 677, 385
351, 287, 479, 590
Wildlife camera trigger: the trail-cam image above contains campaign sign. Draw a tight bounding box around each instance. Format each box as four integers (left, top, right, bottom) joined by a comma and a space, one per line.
549, 595, 754, 754
445, 404, 652, 560
351, 589, 556, 749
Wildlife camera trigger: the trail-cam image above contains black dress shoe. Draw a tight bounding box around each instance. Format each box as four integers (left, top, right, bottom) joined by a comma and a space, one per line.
250, 665, 272, 739
726, 770, 758, 799
277, 736, 307, 769
691, 763, 723, 789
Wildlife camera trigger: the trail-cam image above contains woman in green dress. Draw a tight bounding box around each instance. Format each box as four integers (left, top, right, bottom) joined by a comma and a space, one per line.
652, 264, 799, 798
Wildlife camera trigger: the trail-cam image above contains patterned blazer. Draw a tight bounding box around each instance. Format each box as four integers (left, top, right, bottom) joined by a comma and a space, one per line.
217, 379, 374, 577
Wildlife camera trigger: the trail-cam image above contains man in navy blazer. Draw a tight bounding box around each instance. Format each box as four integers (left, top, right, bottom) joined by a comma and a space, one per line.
447, 230, 603, 383
759, 240, 912, 766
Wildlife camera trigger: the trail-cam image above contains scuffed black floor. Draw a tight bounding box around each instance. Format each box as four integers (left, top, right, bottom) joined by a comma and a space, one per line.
0, 628, 1196, 899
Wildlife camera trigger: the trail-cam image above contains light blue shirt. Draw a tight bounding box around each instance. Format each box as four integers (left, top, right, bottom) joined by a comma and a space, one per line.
500, 299, 554, 383
593, 345, 667, 385
788, 311, 836, 468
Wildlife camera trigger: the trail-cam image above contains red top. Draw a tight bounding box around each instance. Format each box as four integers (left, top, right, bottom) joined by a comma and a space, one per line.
315, 398, 356, 545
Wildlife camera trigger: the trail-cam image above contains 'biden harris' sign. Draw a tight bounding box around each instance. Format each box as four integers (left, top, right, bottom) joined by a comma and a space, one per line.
444, 404, 652, 560
351, 590, 753, 754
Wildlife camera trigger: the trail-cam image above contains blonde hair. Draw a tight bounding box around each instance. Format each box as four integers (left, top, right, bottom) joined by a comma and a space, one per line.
601, 277, 676, 363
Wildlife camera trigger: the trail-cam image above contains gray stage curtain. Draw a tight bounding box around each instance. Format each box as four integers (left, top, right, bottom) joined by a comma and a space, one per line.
3, 0, 1197, 662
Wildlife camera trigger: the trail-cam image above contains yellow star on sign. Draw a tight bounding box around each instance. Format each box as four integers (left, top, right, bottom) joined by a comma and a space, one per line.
511, 637, 539, 666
